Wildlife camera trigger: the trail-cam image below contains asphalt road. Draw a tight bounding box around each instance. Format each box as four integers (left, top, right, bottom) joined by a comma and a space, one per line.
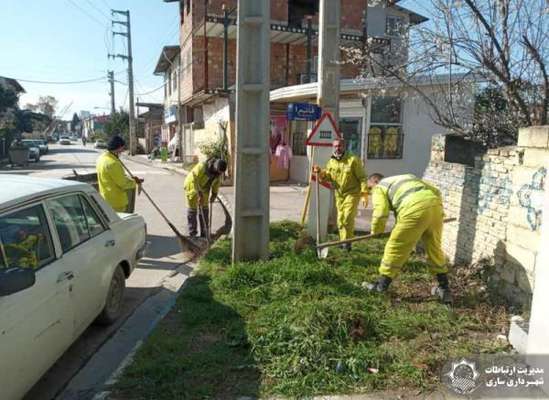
1, 142, 223, 400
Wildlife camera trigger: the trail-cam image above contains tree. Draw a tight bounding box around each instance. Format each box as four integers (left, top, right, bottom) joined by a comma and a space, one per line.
25, 95, 58, 118
343, 0, 548, 147
104, 110, 129, 141
70, 113, 80, 133
0, 86, 22, 146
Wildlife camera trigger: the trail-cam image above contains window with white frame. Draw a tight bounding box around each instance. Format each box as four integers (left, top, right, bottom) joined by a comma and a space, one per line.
367, 96, 403, 159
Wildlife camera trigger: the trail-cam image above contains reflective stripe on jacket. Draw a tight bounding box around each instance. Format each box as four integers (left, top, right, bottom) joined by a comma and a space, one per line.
96, 151, 136, 211
371, 174, 442, 235
184, 162, 221, 201
324, 153, 368, 198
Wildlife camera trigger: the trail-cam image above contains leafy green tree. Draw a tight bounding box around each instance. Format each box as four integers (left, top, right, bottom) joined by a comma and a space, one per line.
104, 110, 129, 141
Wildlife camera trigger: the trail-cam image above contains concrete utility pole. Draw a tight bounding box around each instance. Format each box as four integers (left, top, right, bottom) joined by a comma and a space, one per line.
232, 0, 270, 262
307, 0, 341, 243
110, 10, 136, 155
108, 70, 116, 115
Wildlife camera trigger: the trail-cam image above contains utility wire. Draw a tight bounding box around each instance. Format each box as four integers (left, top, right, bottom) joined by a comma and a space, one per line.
15, 76, 108, 84
83, 0, 111, 20
65, 0, 105, 27
135, 82, 166, 96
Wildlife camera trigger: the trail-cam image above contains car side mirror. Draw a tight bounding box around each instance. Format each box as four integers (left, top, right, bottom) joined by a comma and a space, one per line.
0, 268, 36, 297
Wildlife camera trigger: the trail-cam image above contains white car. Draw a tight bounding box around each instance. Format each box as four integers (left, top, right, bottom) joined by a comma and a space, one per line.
0, 175, 147, 400
59, 136, 71, 145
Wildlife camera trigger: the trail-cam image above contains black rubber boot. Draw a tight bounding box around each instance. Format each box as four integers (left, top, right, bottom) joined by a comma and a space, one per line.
187, 208, 198, 237
366, 276, 392, 293
340, 242, 352, 252
198, 207, 209, 238
432, 273, 453, 304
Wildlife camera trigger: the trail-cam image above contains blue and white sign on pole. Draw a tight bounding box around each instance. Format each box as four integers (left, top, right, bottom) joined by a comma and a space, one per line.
287, 103, 322, 121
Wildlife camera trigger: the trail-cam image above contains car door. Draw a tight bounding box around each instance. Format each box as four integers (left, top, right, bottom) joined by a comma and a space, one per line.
0, 203, 74, 400
45, 193, 116, 336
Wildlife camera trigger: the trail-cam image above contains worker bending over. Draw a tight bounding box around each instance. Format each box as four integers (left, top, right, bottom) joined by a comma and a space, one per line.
366, 173, 452, 304
313, 139, 368, 250
96, 135, 143, 212
184, 158, 227, 238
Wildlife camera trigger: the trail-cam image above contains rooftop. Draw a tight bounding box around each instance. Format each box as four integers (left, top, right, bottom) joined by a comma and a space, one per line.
0, 76, 25, 94
153, 45, 180, 75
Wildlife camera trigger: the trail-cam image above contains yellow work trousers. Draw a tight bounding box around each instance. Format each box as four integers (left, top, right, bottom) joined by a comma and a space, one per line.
186, 194, 209, 210
379, 200, 447, 279
335, 193, 361, 241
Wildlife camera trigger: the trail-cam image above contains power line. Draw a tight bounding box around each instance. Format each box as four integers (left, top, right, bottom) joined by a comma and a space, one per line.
15, 76, 108, 84
83, 0, 111, 20
135, 82, 165, 96
65, 0, 105, 27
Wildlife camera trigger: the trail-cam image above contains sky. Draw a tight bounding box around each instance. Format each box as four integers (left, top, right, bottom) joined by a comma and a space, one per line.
0, 0, 180, 119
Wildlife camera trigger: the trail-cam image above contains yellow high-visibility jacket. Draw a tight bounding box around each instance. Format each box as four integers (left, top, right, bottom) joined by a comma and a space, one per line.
371, 174, 442, 235
96, 151, 136, 212
184, 162, 222, 206
323, 153, 368, 198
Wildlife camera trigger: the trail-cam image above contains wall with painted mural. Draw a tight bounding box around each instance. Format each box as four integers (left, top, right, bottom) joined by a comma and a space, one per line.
423, 126, 549, 308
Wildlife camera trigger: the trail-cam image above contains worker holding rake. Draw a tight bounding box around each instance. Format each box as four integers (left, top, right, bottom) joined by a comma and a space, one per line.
184, 158, 227, 238
313, 139, 369, 251
365, 173, 452, 304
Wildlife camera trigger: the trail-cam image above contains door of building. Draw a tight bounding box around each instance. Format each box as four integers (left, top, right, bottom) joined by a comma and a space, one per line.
339, 118, 362, 158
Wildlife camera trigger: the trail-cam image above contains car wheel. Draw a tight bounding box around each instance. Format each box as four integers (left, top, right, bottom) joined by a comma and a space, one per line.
96, 265, 126, 325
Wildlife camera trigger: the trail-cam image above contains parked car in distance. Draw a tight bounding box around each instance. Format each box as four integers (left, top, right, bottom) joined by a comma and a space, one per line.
59, 136, 71, 145
23, 139, 48, 155
14, 140, 40, 162
0, 175, 147, 400
94, 139, 107, 149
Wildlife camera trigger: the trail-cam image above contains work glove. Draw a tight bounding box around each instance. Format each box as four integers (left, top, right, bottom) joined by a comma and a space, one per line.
361, 192, 369, 208
312, 165, 322, 174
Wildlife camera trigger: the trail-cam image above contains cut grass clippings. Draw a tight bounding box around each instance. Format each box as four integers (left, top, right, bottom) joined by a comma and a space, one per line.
113, 221, 511, 400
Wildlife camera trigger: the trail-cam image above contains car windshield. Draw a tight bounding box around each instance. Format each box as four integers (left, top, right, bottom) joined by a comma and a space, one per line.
19, 141, 37, 148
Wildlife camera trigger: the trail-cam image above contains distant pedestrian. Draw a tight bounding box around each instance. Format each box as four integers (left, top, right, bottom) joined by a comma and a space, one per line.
184, 158, 227, 237
96, 135, 143, 212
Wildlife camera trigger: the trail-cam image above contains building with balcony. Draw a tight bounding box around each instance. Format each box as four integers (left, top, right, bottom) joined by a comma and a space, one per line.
159, 0, 468, 182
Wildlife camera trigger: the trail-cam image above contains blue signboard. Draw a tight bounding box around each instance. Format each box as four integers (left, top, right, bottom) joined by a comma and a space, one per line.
287, 103, 322, 121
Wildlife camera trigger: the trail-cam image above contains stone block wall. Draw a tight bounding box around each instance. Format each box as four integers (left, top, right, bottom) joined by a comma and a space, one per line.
423, 127, 549, 307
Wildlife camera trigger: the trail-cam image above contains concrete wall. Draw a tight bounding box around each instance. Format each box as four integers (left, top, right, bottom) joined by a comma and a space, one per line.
423, 126, 549, 308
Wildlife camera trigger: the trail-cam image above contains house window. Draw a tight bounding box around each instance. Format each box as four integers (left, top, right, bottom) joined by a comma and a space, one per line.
367, 96, 403, 159
386, 15, 404, 37
172, 69, 177, 93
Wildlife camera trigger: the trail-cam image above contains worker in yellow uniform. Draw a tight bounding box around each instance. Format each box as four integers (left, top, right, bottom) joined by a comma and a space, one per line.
313, 139, 369, 251
4, 230, 41, 269
96, 135, 143, 212
184, 158, 227, 237
365, 173, 452, 303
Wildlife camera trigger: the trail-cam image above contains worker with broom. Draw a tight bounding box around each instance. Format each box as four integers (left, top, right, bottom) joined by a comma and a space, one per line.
313, 139, 369, 251
96, 135, 143, 212
184, 158, 227, 238
364, 173, 452, 304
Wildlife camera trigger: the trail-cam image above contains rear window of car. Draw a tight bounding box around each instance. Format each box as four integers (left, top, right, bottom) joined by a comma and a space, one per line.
0, 204, 55, 270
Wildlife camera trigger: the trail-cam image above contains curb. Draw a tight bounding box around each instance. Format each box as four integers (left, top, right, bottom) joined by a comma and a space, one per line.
59, 260, 197, 400
123, 155, 189, 177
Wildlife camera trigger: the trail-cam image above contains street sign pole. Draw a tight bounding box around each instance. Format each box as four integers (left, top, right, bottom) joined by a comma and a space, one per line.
307, 0, 341, 243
